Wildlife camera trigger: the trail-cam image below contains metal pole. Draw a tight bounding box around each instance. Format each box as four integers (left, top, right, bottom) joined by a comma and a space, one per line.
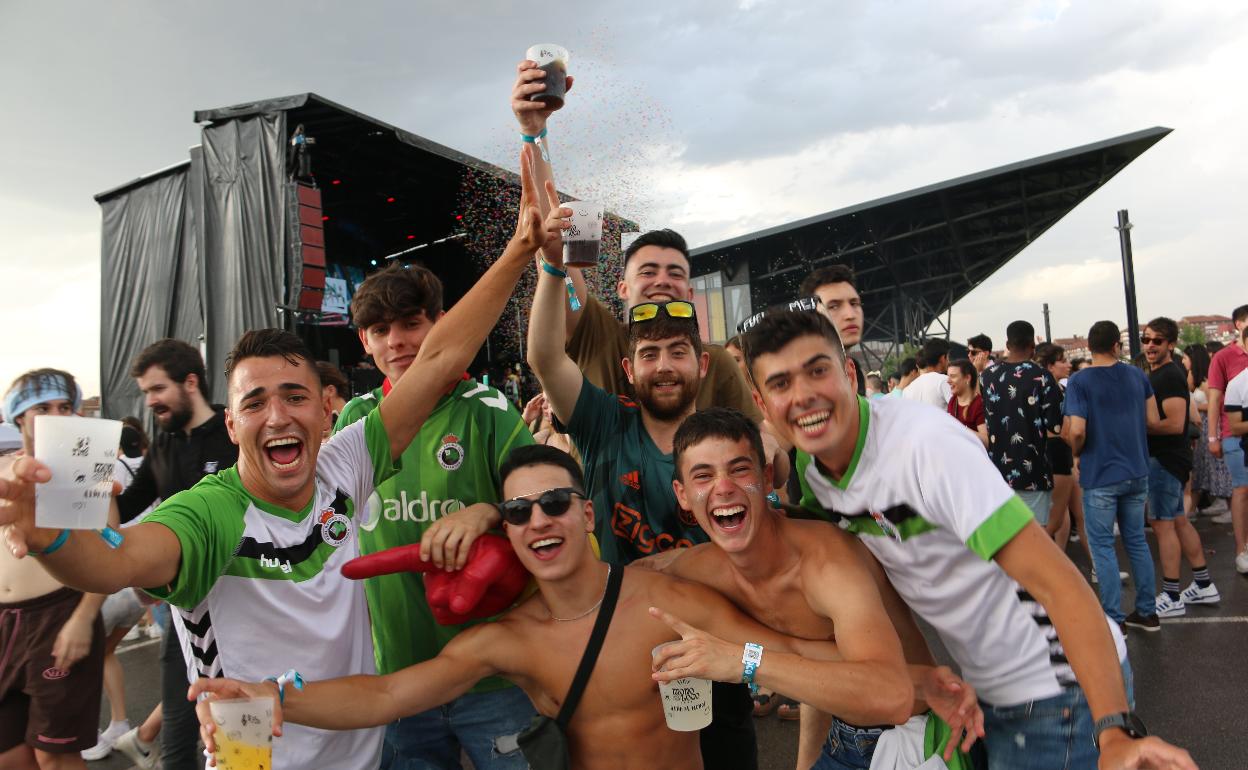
1116, 210, 1141, 360
1043, 303, 1052, 343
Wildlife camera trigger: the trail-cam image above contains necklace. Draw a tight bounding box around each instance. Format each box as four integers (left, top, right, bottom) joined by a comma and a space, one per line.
548, 565, 612, 622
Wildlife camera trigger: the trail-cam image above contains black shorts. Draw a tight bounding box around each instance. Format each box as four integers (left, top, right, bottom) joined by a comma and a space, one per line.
0, 587, 105, 754
1047, 438, 1074, 476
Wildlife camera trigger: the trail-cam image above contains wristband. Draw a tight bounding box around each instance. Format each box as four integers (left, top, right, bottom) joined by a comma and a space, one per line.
263, 669, 305, 705
539, 256, 566, 278
29, 528, 70, 557
538, 257, 582, 312
98, 526, 124, 549
741, 643, 764, 692
520, 127, 548, 143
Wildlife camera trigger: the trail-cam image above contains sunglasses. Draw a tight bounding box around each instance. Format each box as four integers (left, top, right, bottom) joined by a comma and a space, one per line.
1140, 335, 1169, 346
629, 300, 696, 327
737, 296, 823, 334
497, 487, 585, 526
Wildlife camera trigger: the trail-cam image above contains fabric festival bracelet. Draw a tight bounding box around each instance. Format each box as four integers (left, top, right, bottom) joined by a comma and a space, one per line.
539, 256, 582, 312
28, 528, 70, 557
741, 642, 764, 691
264, 669, 306, 705
520, 127, 549, 143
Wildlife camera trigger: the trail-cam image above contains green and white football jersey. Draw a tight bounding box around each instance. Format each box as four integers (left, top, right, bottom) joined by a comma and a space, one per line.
144, 411, 396, 770
797, 396, 1125, 707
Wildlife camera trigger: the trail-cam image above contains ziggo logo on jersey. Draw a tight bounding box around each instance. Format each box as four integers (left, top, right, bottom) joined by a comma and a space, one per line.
360, 491, 464, 531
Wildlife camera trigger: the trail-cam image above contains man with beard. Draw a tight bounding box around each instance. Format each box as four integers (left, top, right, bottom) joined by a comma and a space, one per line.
527, 192, 761, 768
111, 339, 239, 769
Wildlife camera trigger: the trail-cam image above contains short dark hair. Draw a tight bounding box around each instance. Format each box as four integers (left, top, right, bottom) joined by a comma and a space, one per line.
1145, 317, 1179, 344
898, 357, 917, 377
1005, 321, 1036, 351
1033, 342, 1065, 369
1233, 304, 1248, 325
967, 334, 992, 352
866, 373, 885, 391
800, 264, 857, 297
350, 262, 444, 331
741, 310, 845, 379
1206, 340, 1224, 355
130, 339, 208, 389
316, 361, 350, 395
627, 314, 704, 360
1183, 344, 1210, 386
623, 229, 690, 271
1087, 321, 1121, 355
672, 408, 766, 481
498, 444, 586, 495
224, 329, 318, 385
947, 359, 977, 389
918, 338, 950, 367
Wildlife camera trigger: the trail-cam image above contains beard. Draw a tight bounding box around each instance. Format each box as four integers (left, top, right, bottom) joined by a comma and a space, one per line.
635, 372, 699, 421
154, 387, 194, 432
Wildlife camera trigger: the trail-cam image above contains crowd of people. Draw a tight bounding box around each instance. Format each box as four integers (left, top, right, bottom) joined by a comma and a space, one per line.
0, 58, 1215, 770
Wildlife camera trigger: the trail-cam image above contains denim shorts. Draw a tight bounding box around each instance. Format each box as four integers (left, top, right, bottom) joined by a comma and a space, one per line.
811, 718, 885, 769
1146, 458, 1185, 521
1223, 438, 1248, 488
1016, 490, 1053, 526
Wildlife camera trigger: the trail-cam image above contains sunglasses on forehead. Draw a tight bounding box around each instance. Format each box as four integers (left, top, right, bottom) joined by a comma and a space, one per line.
737, 296, 823, 334
497, 487, 585, 526
628, 300, 696, 327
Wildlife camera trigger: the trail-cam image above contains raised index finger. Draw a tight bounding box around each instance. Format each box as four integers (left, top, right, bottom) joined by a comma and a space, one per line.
648, 606, 696, 638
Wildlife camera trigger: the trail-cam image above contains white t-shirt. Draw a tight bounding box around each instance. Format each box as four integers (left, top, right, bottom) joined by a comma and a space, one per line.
796, 396, 1126, 707
901, 371, 952, 409
1222, 369, 1248, 414
114, 455, 156, 525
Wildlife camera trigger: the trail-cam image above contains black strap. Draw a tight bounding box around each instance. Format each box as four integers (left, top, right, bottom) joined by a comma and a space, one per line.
554, 566, 624, 727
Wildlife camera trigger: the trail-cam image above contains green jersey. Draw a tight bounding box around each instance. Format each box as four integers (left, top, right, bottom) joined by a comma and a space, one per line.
334, 378, 532, 690
560, 376, 707, 565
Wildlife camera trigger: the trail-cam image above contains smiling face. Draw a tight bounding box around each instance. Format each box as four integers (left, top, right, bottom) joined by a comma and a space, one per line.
946, 365, 971, 398
812, 282, 864, 347
1048, 353, 1071, 382
750, 334, 859, 461
616, 246, 693, 307
225, 355, 329, 511
501, 463, 595, 581
622, 335, 709, 421
673, 435, 772, 554
359, 311, 444, 383
137, 366, 195, 431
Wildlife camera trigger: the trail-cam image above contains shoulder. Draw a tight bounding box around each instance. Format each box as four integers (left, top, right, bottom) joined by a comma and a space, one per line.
338, 393, 379, 424
149, 470, 249, 524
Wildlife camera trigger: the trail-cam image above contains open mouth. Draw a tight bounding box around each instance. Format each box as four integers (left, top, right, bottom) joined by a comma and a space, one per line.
652, 378, 681, 391
794, 410, 831, 436
264, 437, 304, 471
529, 537, 564, 561
711, 504, 747, 531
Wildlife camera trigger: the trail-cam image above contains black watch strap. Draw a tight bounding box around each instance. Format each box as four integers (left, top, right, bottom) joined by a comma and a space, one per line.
1093, 712, 1147, 749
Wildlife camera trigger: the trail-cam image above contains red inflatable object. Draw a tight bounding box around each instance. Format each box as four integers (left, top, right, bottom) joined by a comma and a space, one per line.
341, 534, 530, 625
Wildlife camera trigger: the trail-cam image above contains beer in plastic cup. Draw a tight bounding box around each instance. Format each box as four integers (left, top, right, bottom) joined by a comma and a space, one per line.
563, 200, 604, 268
526, 44, 570, 109
33, 415, 121, 530
621, 232, 642, 254
209, 696, 274, 770
652, 643, 713, 731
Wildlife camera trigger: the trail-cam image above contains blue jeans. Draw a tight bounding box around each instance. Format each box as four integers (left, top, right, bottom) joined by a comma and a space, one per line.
982, 660, 1134, 769
1222, 437, 1248, 488
1146, 458, 1184, 521
810, 718, 884, 770
1083, 476, 1155, 622
380, 686, 534, 770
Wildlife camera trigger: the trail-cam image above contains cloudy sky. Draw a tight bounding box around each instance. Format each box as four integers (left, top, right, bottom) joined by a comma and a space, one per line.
2, 1, 1245, 399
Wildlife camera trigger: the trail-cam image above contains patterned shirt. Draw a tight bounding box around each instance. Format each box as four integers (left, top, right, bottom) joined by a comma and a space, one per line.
981, 361, 1063, 491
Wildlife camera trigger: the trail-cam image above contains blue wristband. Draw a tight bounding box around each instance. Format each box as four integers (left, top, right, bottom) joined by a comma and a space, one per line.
30, 528, 70, 557
741, 643, 764, 692
520, 127, 549, 143
263, 669, 305, 705
539, 257, 567, 278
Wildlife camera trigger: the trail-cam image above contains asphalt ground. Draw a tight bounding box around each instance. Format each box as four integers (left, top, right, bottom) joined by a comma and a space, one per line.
92, 506, 1245, 769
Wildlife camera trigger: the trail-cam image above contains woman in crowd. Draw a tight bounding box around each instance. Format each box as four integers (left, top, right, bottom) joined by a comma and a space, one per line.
946, 359, 987, 448
1185, 344, 1232, 517
1035, 342, 1092, 558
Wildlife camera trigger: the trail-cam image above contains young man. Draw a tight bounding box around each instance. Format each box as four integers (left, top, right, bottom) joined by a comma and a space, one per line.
901, 338, 952, 408
0, 370, 106, 770
509, 59, 760, 422
335, 261, 536, 768
113, 338, 240, 769
1064, 321, 1161, 632
800, 265, 866, 396
739, 309, 1194, 769
651, 408, 983, 769
966, 333, 994, 375
1205, 304, 1248, 573
0, 148, 555, 770
189, 444, 911, 770
1141, 317, 1219, 617
892, 357, 918, 397
980, 320, 1063, 526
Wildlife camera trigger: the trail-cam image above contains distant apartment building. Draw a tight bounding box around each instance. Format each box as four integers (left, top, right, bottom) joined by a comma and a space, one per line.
1180, 314, 1234, 342
1054, 335, 1091, 361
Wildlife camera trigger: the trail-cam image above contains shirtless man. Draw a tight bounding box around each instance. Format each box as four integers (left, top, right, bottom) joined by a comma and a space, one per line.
190, 444, 913, 770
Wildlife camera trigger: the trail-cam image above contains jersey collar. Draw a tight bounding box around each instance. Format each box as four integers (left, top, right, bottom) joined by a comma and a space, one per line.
381, 372, 470, 398
816, 395, 870, 490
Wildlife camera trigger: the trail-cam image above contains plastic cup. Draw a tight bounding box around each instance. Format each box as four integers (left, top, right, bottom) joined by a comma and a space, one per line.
621, 232, 642, 254
209, 696, 274, 770
33, 416, 122, 530
526, 44, 570, 109
652, 643, 713, 731
563, 200, 604, 268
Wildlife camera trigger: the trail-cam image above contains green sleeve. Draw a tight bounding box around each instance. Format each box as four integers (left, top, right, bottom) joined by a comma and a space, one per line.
141, 473, 247, 608
968, 496, 1034, 561
334, 392, 379, 433
561, 375, 624, 462
360, 408, 401, 488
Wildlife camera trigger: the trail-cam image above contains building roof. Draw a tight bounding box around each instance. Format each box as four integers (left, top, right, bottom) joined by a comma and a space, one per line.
1180, 315, 1231, 324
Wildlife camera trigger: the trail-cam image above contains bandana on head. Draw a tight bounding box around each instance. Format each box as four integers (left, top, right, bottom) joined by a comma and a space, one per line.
2, 375, 82, 424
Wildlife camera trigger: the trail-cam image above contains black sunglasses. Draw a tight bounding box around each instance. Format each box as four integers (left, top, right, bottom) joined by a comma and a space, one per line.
737, 296, 823, 334
1140, 335, 1169, 346
497, 487, 585, 526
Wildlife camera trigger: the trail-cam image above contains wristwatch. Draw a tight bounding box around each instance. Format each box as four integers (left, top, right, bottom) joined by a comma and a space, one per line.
1093, 712, 1147, 749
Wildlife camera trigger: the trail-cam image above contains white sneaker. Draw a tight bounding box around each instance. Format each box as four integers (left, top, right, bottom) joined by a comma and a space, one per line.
122, 624, 143, 642
1212, 511, 1233, 524
113, 727, 158, 770
1154, 593, 1186, 618
80, 720, 131, 761
1236, 549, 1248, 574
1180, 581, 1221, 605
145, 622, 164, 639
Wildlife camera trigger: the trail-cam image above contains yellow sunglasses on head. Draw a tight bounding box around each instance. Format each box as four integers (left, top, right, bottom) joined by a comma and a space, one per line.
628, 300, 696, 327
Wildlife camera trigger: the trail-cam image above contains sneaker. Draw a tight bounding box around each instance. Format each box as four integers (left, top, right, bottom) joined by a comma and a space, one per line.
145, 622, 164, 639
1154, 593, 1186, 618
1212, 511, 1233, 524
80, 720, 131, 760
1181, 581, 1221, 605
1124, 611, 1161, 632
1069, 532, 1081, 543
113, 727, 158, 770
122, 624, 143, 642
1237, 549, 1248, 574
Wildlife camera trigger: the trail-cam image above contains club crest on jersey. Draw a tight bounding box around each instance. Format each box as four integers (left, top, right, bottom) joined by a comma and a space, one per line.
436, 433, 465, 471
320, 508, 351, 547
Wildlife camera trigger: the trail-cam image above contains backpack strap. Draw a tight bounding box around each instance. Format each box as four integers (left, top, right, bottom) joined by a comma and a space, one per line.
554, 565, 624, 728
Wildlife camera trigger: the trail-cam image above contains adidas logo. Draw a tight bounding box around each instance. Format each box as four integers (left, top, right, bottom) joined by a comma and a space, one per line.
619, 470, 640, 490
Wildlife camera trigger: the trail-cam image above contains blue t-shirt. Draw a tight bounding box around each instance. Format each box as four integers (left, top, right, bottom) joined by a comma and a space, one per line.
1063, 363, 1153, 489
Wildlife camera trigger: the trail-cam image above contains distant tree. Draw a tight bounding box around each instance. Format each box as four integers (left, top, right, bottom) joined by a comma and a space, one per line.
880, 342, 919, 379
1179, 324, 1207, 348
